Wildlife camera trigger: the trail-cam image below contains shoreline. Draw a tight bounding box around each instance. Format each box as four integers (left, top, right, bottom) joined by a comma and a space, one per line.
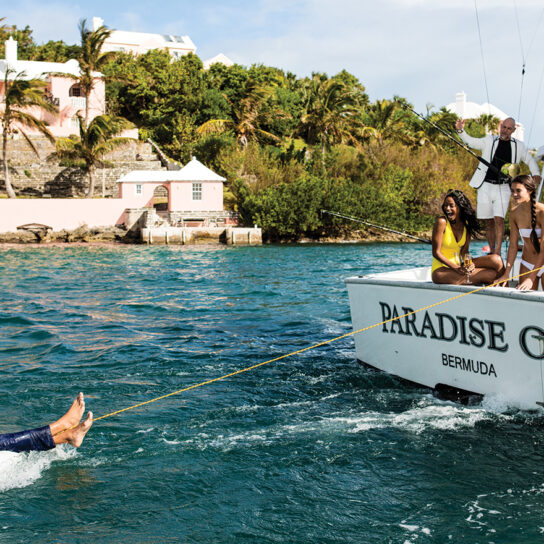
0, 234, 433, 248
0, 224, 436, 247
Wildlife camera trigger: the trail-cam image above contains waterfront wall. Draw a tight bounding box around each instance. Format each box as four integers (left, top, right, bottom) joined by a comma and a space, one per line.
0, 199, 127, 232
141, 226, 262, 245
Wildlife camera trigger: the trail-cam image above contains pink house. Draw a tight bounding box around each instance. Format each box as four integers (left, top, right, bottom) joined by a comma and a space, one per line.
0, 37, 105, 137
118, 157, 238, 226
118, 157, 225, 210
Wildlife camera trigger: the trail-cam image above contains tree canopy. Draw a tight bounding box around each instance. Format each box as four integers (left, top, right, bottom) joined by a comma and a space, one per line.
0, 19, 517, 238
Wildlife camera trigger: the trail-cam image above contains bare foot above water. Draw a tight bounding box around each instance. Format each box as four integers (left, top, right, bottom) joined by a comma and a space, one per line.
49, 393, 93, 447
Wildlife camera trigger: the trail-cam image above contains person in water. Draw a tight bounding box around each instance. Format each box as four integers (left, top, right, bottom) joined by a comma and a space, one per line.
432, 190, 503, 285
497, 175, 544, 290
0, 393, 93, 453
455, 117, 541, 257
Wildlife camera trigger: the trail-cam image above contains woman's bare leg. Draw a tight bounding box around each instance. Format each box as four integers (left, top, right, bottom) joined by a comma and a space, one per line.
432, 268, 466, 284
473, 254, 504, 274
468, 268, 500, 284
433, 265, 500, 285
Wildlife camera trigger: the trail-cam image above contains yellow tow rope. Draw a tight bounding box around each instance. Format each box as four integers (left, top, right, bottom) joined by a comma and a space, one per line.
54, 266, 544, 436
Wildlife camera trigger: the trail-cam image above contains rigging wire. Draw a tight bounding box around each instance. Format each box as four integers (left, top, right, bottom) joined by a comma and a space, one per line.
513, 0, 527, 121
474, 0, 491, 113
524, 7, 544, 148
527, 63, 544, 150
525, 7, 544, 61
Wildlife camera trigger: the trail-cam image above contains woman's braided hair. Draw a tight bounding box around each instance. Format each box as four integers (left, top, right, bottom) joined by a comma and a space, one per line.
442, 190, 482, 238
512, 174, 540, 252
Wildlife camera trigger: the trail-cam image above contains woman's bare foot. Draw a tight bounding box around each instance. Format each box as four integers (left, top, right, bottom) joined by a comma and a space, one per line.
50, 393, 85, 437
64, 412, 93, 448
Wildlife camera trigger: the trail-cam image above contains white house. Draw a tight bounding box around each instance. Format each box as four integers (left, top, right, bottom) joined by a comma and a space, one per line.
446, 91, 525, 141
93, 17, 197, 59
203, 53, 234, 70
93, 17, 234, 69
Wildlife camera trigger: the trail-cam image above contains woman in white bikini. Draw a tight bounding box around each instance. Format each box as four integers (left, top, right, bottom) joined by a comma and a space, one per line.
498, 175, 544, 290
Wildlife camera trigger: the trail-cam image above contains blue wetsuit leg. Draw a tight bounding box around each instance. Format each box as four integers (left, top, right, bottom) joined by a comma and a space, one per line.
0, 425, 55, 453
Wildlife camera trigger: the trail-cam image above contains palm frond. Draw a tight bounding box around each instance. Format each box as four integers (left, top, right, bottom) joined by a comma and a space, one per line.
197, 119, 233, 135
18, 129, 40, 157
94, 137, 134, 156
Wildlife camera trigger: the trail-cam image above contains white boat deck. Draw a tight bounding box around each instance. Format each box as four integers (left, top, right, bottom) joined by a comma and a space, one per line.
346, 262, 544, 302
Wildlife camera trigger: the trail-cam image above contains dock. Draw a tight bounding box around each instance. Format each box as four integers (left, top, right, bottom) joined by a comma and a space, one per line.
140, 226, 262, 245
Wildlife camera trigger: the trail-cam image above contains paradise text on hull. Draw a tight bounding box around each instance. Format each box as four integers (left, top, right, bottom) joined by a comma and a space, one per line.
378, 301, 544, 359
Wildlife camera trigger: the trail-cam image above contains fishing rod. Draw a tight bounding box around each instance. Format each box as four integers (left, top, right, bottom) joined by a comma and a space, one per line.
321, 210, 431, 244
402, 105, 511, 184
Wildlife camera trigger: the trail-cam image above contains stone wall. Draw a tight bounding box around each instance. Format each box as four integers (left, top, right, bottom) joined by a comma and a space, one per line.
0, 138, 166, 197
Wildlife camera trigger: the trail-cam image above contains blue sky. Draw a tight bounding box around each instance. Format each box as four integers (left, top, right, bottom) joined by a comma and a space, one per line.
4, 0, 544, 147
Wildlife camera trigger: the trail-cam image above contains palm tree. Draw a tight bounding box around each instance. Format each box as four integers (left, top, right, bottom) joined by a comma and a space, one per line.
1, 69, 57, 198
477, 113, 501, 134
361, 99, 416, 146
76, 19, 115, 128
297, 74, 363, 158
421, 107, 460, 150
197, 79, 280, 149
52, 113, 133, 198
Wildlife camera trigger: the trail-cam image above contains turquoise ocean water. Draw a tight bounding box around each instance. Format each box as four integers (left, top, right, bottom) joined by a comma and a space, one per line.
1, 243, 544, 543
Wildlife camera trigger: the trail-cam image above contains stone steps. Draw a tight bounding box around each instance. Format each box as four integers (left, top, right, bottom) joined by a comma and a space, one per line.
1, 139, 170, 197
4, 139, 162, 165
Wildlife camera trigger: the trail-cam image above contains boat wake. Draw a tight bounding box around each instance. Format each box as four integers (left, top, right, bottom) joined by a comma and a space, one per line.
163, 395, 523, 453
0, 447, 76, 492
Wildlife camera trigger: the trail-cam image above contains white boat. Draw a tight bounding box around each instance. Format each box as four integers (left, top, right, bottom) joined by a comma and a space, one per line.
345, 264, 544, 408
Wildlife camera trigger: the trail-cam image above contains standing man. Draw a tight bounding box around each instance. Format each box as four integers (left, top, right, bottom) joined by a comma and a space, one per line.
455, 117, 541, 256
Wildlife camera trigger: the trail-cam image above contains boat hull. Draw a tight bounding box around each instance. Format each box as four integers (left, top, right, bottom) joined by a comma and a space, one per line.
346, 267, 544, 408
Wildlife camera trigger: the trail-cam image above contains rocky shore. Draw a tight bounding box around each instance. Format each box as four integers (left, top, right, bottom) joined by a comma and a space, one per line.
0, 225, 139, 244
0, 225, 433, 245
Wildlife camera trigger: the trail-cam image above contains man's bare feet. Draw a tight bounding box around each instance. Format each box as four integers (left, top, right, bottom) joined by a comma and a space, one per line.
50, 393, 86, 437
50, 393, 93, 447
64, 412, 93, 448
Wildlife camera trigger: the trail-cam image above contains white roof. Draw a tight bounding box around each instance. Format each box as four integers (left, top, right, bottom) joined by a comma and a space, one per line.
446, 91, 525, 141
0, 58, 87, 80
118, 158, 226, 183
203, 53, 234, 70
104, 30, 196, 53
0, 38, 98, 80
178, 157, 226, 181
446, 91, 508, 119
446, 99, 507, 120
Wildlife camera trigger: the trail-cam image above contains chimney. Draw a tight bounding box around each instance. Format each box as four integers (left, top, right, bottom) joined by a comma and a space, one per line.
5, 37, 17, 65
92, 17, 104, 31
455, 91, 466, 118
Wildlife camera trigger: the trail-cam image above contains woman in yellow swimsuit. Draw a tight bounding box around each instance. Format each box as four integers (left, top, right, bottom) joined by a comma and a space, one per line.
432, 190, 503, 284
497, 175, 544, 290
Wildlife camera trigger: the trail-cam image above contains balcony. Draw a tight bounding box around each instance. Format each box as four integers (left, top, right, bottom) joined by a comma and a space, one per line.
70, 97, 86, 109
